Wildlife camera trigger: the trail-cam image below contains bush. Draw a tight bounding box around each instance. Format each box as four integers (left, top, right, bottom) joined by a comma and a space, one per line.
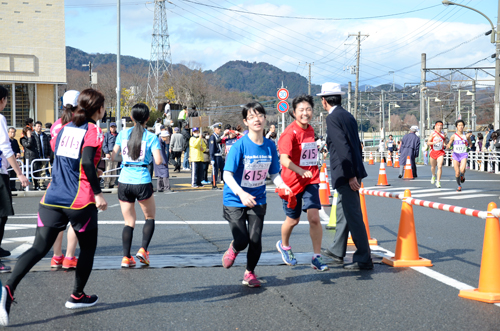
147, 110, 163, 127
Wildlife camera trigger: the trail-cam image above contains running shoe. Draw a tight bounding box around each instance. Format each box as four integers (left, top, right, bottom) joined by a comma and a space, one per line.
276, 240, 297, 266
222, 241, 239, 269
201, 180, 211, 185
242, 271, 261, 288
0, 248, 10, 258
62, 256, 78, 269
311, 256, 329, 272
436, 181, 441, 188
460, 174, 465, 183
121, 256, 136, 268
431, 176, 436, 185
457, 186, 462, 192
51, 254, 64, 268
65, 293, 99, 309
136, 248, 150, 265
0, 285, 14, 326
0, 262, 11, 274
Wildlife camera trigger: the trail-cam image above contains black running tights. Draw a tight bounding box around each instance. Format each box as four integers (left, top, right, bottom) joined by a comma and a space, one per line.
6, 226, 98, 296
224, 205, 266, 272
0, 216, 7, 243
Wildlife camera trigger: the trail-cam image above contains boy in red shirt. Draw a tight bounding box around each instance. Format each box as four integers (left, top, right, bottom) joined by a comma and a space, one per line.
276, 95, 328, 271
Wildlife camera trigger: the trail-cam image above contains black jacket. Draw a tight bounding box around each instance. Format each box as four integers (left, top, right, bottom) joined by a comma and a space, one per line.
20, 135, 38, 162
9, 138, 21, 155
102, 131, 118, 154
33, 131, 51, 158
181, 128, 191, 151
326, 105, 367, 189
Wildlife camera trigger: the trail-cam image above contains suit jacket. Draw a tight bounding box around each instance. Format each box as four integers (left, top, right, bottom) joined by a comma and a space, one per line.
326, 106, 367, 189
33, 131, 50, 158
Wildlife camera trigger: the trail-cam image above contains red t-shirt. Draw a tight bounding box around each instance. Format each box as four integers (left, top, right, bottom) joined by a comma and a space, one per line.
278, 121, 320, 195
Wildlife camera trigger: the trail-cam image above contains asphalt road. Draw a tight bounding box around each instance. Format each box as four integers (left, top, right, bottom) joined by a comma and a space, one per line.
2, 162, 500, 330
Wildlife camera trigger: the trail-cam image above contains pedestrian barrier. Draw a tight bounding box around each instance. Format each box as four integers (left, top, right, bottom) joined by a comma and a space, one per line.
368, 152, 374, 165
386, 151, 393, 167
376, 160, 390, 186
347, 183, 377, 246
393, 152, 400, 168
359, 186, 500, 303
319, 165, 331, 206
326, 189, 338, 230
403, 156, 413, 179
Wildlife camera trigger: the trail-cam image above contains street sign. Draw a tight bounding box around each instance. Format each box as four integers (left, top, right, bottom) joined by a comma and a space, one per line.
277, 101, 289, 113
277, 88, 289, 101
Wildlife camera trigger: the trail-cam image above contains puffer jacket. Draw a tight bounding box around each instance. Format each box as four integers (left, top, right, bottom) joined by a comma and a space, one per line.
20, 135, 38, 163
189, 135, 206, 162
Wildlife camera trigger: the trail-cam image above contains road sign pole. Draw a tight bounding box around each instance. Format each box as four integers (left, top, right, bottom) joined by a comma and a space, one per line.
282, 112, 285, 134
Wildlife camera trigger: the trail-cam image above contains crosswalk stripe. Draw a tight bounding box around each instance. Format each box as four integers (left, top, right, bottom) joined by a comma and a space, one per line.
441, 194, 498, 200
2, 236, 34, 244
411, 190, 481, 198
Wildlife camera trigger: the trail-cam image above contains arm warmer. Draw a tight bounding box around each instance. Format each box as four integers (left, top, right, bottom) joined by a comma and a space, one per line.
81, 146, 102, 195
270, 172, 284, 188
223, 171, 243, 196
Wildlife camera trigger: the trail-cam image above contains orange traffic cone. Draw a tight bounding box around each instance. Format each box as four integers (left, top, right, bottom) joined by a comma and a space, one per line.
376, 160, 390, 186
403, 156, 414, 180
347, 183, 378, 246
393, 153, 400, 168
319, 166, 331, 206
459, 202, 500, 303
323, 163, 332, 197
382, 189, 432, 267
368, 152, 374, 165
386, 151, 393, 167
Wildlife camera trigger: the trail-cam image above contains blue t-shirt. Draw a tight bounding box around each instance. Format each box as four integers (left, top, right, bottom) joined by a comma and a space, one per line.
223, 135, 280, 207
116, 128, 161, 184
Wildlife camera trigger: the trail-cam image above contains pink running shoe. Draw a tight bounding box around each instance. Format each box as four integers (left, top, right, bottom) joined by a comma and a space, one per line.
222, 241, 239, 269
242, 271, 261, 288
51, 254, 64, 268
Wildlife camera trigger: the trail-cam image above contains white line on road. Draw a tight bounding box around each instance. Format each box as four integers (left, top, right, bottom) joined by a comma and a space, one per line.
411, 190, 481, 198
98, 203, 120, 213
441, 194, 497, 200
5, 224, 36, 230
2, 236, 34, 244
97, 220, 327, 225
9, 243, 32, 259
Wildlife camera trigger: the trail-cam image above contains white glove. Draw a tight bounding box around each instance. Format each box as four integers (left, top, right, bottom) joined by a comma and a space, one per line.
211, 160, 215, 165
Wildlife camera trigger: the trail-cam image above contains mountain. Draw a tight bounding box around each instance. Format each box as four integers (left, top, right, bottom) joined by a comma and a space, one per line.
207, 60, 321, 98
66, 46, 149, 71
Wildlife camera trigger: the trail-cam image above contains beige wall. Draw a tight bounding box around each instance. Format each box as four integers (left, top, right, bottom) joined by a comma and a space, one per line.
0, 0, 66, 84
37, 84, 55, 125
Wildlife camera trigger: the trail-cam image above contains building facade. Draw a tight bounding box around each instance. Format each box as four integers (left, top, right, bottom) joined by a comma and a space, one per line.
0, 0, 65, 129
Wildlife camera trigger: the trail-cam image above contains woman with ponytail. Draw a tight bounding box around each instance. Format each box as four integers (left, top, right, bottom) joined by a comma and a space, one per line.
0, 89, 107, 326
111, 103, 162, 268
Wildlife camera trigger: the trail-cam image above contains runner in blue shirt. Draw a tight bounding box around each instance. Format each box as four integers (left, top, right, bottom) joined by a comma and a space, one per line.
221, 102, 290, 287
111, 103, 162, 267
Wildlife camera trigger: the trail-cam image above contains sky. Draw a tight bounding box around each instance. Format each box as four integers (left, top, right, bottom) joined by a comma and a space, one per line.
65, 0, 498, 88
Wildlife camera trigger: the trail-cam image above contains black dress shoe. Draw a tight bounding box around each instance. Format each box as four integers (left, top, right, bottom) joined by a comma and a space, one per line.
321, 248, 344, 265
0, 248, 11, 258
343, 261, 374, 270
398, 174, 402, 178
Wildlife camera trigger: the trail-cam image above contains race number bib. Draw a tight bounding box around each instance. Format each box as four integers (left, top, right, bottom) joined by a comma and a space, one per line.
454, 143, 466, 153
121, 140, 147, 163
241, 161, 271, 188
300, 142, 318, 166
387, 142, 393, 148
56, 127, 86, 159
433, 139, 443, 151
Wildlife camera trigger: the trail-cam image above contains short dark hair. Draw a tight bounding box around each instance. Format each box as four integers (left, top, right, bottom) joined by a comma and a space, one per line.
0, 86, 8, 100
45, 123, 52, 129
435, 120, 443, 126
8, 127, 15, 132
389, 135, 393, 138
455, 119, 465, 127
290, 94, 314, 119
488, 124, 494, 130
35, 121, 43, 126
323, 95, 342, 107
25, 118, 34, 125
242, 102, 266, 120
224, 124, 231, 130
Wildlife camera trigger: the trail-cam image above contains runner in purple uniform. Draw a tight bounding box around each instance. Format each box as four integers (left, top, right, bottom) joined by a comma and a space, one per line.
446, 120, 472, 192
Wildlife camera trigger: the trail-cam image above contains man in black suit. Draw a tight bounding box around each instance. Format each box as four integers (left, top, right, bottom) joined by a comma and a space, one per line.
8, 127, 21, 191
318, 82, 373, 270
32, 121, 51, 190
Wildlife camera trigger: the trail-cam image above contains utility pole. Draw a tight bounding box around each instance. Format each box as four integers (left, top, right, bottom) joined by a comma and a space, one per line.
347, 32, 369, 125
420, 53, 426, 162
347, 82, 352, 114
381, 90, 385, 139
116, 0, 121, 132
472, 79, 477, 131
299, 62, 314, 94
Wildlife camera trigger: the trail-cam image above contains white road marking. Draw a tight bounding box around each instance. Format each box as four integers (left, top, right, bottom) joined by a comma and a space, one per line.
441, 194, 498, 200
371, 245, 500, 308
411, 179, 500, 182
363, 186, 419, 191
411, 190, 481, 198
2, 236, 34, 244
403, 188, 453, 194
98, 203, 120, 213
9, 243, 32, 259
319, 208, 330, 222
5, 224, 36, 230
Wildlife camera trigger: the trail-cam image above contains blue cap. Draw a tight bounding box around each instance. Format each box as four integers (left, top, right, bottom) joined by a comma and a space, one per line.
192, 127, 200, 131
110, 122, 117, 127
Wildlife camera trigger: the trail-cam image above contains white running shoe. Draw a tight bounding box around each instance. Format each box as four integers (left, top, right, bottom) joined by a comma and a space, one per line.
436, 181, 441, 188
431, 176, 436, 185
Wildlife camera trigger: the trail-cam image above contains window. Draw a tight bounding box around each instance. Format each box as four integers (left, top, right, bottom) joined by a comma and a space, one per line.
0, 84, 12, 126
15, 84, 35, 128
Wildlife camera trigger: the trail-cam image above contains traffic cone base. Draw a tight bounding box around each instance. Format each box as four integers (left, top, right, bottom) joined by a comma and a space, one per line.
376, 160, 390, 186
403, 156, 414, 180
382, 189, 432, 268
387, 152, 393, 167
458, 202, 500, 303
325, 190, 338, 230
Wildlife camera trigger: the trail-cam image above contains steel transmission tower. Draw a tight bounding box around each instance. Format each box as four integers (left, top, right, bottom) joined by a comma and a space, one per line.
147, 0, 172, 111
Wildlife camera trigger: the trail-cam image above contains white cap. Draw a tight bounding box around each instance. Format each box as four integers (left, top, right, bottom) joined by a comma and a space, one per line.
63, 90, 80, 107
316, 82, 345, 96
160, 130, 170, 137
410, 125, 419, 132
